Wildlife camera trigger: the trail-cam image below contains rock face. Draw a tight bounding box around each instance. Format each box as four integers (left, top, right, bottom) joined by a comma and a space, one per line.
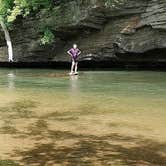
0, 0, 166, 65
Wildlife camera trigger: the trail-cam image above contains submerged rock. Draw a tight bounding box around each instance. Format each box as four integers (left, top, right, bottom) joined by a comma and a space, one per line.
0, 0, 166, 65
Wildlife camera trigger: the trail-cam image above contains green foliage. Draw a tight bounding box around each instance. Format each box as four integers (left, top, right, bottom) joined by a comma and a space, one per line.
8, 0, 53, 22
0, 0, 55, 44
0, 0, 13, 15
0, 0, 13, 21
41, 27, 55, 45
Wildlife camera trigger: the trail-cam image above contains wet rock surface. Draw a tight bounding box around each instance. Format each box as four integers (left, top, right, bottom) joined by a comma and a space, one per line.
0, 0, 166, 65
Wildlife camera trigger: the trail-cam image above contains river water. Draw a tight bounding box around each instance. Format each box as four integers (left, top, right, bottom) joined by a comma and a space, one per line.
0, 69, 166, 165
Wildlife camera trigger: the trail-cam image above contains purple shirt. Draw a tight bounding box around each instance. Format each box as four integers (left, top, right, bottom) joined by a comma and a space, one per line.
68, 48, 81, 59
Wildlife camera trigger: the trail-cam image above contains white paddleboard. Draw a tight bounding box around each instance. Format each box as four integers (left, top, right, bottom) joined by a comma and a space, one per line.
69, 72, 78, 76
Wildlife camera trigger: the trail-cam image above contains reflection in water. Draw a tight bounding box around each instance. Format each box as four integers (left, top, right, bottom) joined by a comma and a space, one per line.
69, 75, 79, 94
7, 71, 16, 90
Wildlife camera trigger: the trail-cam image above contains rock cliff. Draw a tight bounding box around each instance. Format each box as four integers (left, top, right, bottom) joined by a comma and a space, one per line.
0, 0, 166, 66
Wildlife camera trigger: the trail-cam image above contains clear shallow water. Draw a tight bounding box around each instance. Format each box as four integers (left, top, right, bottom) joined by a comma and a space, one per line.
0, 69, 166, 165
0, 69, 166, 127
0, 69, 166, 109
1, 69, 166, 95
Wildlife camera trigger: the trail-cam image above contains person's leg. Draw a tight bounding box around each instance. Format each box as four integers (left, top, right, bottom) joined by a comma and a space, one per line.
75, 62, 78, 74
70, 61, 75, 74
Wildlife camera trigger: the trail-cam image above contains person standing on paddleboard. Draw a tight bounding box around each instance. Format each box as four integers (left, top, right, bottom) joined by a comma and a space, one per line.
67, 44, 81, 75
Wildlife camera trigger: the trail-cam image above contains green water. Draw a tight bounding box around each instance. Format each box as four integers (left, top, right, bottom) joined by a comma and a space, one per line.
0, 69, 166, 165
0, 69, 166, 107
1, 69, 166, 95
0, 69, 166, 122
0, 69, 166, 124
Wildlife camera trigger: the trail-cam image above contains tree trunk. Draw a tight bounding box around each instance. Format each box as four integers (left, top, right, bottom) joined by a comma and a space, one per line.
0, 20, 13, 62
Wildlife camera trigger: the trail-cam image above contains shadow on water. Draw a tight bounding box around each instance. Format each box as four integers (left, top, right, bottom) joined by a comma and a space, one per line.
3, 119, 165, 166
0, 100, 166, 165
0, 100, 37, 120
0, 120, 18, 135
0, 99, 166, 165
11, 131, 166, 166
0, 100, 38, 135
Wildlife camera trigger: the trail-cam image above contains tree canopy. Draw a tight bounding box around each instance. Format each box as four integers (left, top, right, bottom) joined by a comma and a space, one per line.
0, 0, 127, 46
0, 0, 13, 21
8, 0, 53, 22
0, 0, 128, 23
0, 0, 54, 45
0, 0, 53, 23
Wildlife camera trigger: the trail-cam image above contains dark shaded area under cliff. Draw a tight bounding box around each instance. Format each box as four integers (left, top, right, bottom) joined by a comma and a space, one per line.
1, 61, 166, 71
0, 47, 166, 70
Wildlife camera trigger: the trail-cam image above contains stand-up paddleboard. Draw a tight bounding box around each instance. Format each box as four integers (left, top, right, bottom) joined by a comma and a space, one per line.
69, 72, 78, 76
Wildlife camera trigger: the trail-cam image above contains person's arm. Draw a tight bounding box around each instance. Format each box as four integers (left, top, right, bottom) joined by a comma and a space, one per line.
78, 49, 81, 56
67, 49, 72, 56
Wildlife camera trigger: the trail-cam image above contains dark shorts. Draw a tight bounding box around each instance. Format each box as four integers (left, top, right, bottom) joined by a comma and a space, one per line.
72, 58, 78, 63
